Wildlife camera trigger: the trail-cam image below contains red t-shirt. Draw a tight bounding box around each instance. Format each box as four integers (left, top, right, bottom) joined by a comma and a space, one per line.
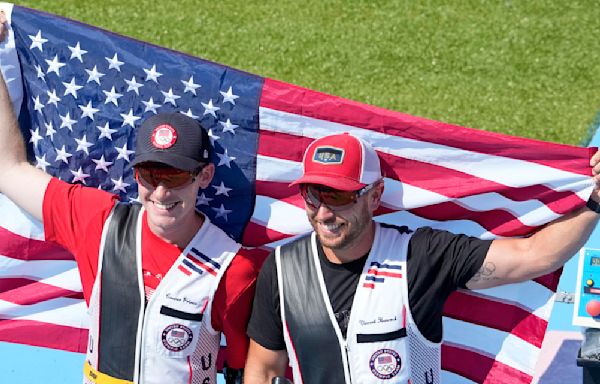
42, 178, 266, 369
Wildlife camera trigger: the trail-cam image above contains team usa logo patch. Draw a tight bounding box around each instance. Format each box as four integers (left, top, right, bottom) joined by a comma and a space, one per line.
151, 124, 178, 149
162, 323, 193, 352
369, 348, 402, 379
313, 146, 345, 164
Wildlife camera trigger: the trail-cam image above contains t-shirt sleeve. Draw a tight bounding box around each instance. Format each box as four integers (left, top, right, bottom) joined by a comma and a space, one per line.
211, 247, 268, 369
43, 178, 119, 252
407, 227, 490, 342
246, 251, 286, 351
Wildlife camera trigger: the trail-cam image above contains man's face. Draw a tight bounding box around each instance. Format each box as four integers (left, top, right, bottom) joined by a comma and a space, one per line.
135, 162, 214, 237
303, 182, 383, 251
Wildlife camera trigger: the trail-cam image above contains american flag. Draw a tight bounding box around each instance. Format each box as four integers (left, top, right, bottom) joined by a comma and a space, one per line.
0, 5, 595, 384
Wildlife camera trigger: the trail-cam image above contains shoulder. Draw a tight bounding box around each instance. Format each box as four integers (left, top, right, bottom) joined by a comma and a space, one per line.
45, 177, 118, 206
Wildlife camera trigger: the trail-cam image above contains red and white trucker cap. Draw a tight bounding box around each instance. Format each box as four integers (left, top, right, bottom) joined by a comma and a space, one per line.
290, 132, 382, 191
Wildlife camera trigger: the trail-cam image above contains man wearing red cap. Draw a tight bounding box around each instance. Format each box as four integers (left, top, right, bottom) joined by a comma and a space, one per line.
244, 132, 600, 383
0, 64, 261, 382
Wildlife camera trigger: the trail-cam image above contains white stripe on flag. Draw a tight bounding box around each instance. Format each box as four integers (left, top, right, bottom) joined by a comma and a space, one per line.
259, 107, 593, 193
443, 318, 540, 376
0, 298, 87, 328
0, 194, 45, 240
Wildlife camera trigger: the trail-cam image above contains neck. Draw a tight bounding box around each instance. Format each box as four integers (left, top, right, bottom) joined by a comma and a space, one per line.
149, 212, 205, 248
322, 221, 376, 264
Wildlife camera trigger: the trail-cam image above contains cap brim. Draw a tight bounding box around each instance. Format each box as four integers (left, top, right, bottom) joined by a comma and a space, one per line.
289, 174, 366, 191
131, 152, 203, 171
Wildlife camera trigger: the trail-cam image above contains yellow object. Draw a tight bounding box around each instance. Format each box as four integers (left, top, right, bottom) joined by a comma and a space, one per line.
83, 361, 134, 384
587, 279, 595, 287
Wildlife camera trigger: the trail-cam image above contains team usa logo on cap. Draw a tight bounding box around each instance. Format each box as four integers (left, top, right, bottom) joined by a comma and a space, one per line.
151, 124, 178, 149
162, 323, 193, 352
313, 146, 345, 164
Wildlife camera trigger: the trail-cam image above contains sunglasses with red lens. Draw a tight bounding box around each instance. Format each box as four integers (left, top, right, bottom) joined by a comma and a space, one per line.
299, 183, 377, 211
135, 165, 201, 189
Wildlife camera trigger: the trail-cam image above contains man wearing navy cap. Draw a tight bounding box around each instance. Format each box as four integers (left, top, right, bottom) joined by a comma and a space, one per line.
0, 64, 261, 382
244, 132, 600, 384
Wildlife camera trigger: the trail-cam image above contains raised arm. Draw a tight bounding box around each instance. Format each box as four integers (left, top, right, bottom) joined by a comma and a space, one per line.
467, 155, 600, 289
0, 12, 51, 221
243, 340, 289, 384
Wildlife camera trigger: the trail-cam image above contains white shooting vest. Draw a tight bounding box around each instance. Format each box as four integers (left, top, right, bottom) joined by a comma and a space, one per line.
83, 203, 239, 384
277, 223, 440, 384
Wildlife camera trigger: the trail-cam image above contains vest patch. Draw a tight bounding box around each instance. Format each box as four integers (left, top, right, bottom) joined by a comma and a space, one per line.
369, 348, 401, 379
161, 323, 193, 352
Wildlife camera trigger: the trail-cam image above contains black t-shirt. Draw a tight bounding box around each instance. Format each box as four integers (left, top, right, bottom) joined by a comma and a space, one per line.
247, 226, 491, 350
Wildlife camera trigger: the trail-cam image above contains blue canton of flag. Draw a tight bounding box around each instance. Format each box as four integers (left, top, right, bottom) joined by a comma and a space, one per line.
12, 6, 264, 241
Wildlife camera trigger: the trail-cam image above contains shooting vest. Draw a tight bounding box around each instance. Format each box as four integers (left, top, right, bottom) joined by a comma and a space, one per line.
83, 203, 239, 384
277, 223, 441, 384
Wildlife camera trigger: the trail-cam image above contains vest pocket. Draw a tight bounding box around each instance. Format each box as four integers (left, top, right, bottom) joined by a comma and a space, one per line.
155, 305, 203, 358
356, 327, 407, 343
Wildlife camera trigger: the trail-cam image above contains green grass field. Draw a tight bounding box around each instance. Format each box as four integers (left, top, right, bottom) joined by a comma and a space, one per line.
15, 0, 600, 145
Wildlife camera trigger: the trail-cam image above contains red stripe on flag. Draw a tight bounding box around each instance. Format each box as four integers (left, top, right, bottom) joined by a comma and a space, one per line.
363, 283, 375, 289
441, 343, 532, 384
242, 221, 293, 247
0, 226, 74, 261
444, 291, 547, 348
261, 78, 592, 176
0, 278, 83, 305
0, 318, 88, 353
533, 269, 562, 291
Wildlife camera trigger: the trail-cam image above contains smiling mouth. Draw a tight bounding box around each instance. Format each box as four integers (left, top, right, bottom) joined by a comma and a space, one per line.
318, 222, 342, 233
152, 201, 179, 210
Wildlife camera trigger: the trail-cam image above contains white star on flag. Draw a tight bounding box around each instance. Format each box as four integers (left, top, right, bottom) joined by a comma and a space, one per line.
120, 109, 141, 128
34, 64, 45, 80
217, 149, 236, 168
29, 127, 43, 147
182, 76, 201, 95
181, 108, 199, 119
79, 101, 100, 120
75, 135, 94, 155
143, 64, 162, 83
220, 86, 239, 105
92, 155, 113, 172
55, 145, 72, 164
213, 181, 232, 197
45, 55, 66, 76
59, 112, 77, 131
142, 97, 160, 113
208, 128, 220, 145
33, 95, 44, 112
68, 42, 87, 62
85, 65, 105, 84
103, 86, 123, 106
44, 122, 56, 140
201, 99, 220, 117
35, 154, 50, 172
28, 30, 48, 51
220, 119, 238, 134
46, 89, 61, 106
111, 177, 131, 193
62, 78, 83, 98
97, 122, 118, 140
161, 88, 181, 106
212, 204, 232, 221
125, 76, 143, 95
70, 167, 90, 184
115, 143, 135, 162
106, 53, 124, 71
196, 192, 213, 206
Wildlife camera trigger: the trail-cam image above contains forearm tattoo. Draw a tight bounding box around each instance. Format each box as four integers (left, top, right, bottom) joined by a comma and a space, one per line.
470, 262, 499, 283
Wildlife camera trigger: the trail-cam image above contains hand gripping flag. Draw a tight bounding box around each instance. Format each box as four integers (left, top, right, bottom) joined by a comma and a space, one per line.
0, 4, 596, 384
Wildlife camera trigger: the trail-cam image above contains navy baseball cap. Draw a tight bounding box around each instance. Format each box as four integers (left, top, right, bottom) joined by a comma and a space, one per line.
131, 113, 211, 171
